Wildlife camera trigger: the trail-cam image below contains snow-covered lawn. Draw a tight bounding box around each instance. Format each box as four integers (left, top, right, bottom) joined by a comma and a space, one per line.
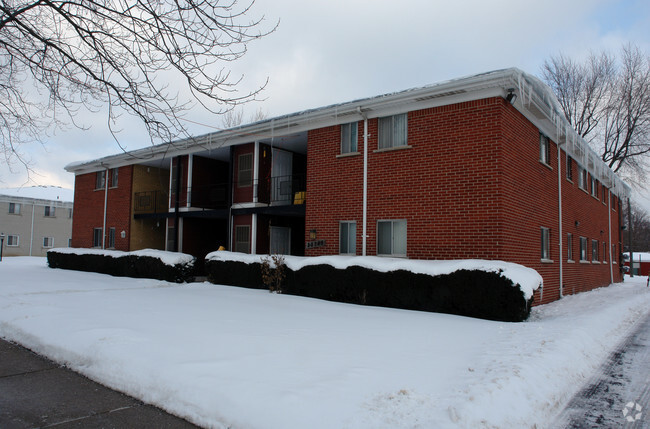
1, 257, 649, 429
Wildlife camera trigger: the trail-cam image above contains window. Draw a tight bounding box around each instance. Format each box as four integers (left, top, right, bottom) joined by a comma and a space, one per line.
578, 166, 588, 191
612, 244, 617, 263
93, 228, 103, 248
566, 156, 573, 181
579, 237, 588, 261
44, 206, 55, 217
341, 122, 358, 154
541, 227, 551, 260
377, 220, 407, 257
539, 134, 550, 165
603, 242, 607, 262
339, 221, 356, 255
567, 233, 573, 261
110, 168, 119, 187
96, 170, 106, 189
590, 177, 598, 197
7, 235, 19, 246
378, 114, 408, 149
238, 154, 253, 187
108, 228, 116, 249
235, 225, 250, 253
592, 239, 599, 261
8, 202, 21, 214
43, 237, 53, 248
68, 208, 73, 219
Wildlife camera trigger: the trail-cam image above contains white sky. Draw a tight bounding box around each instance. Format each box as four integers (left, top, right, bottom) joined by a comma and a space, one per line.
1, 0, 649, 194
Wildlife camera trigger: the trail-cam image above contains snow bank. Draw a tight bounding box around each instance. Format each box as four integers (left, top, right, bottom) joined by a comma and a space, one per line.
50, 247, 194, 266
206, 251, 542, 300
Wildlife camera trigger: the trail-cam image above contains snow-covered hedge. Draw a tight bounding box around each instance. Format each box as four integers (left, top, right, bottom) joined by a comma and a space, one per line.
47, 248, 195, 283
205, 252, 542, 322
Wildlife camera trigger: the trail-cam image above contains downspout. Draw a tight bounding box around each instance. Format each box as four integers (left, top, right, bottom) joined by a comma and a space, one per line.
173, 157, 181, 252
228, 147, 234, 251
358, 107, 368, 256
29, 202, 35, 256
252, 141, 260, 254
608, 189, 613, 284
557, 142, 563, 298
102, 167, 109, 249
628, 197, 633, 277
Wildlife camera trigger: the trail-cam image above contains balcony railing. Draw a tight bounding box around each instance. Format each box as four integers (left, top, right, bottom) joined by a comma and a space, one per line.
257, 174, 306, 205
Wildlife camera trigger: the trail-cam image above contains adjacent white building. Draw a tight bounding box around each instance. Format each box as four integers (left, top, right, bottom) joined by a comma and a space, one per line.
0, 186, 74, 257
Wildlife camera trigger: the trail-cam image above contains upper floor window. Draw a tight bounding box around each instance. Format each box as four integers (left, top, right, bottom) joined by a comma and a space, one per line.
590, 177, 598, 198
578, 166, 588, 191
44, 206, 55, 217
377, 219, 407, 257
341, 122, 358, 154
566, 156, 573, 181
238, 153, 253, 188
7, 235, 19, 247
96, 170, 106, 189
339, 221, 356, 255
378, 114, 407, 150
110, 168, 119, 187
8, 202, 21, 214
539, 134, 550, 166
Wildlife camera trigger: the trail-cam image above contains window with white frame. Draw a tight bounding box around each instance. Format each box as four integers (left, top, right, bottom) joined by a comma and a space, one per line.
591, 239, 599, 261
539, 134, 550, 165
235, 225, 250, 253
108, 228, 116, 249
8, 202, 21, 214
578, 166, 588, 191
612, 244, 617, 263
110, 168, 119, 187
566, 156, 573, 181
378, 114, 408, 150
93, 228, 103, 248
339, 221, 356, 255
567, 233, 573, 261
44, 206, 55, 217
602, 242, 607, 262
7, 235, 19, 246
541, 227, 551, 260
43, 237, 53, 248
377, 220, 407, 257
591, 177, 598, 197
96, 170, 106, 189
341, 122, 358, 154
238, 154, 253, 187
579, 237, 588, 261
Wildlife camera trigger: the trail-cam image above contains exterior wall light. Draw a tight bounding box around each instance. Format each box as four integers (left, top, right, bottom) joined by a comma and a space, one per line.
506, 88, 517, 104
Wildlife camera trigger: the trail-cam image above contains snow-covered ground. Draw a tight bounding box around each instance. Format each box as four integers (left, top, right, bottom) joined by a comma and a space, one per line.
1, 257, 649, 429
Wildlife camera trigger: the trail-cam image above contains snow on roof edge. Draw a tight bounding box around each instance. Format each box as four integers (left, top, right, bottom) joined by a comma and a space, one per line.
206, 251, 542, 300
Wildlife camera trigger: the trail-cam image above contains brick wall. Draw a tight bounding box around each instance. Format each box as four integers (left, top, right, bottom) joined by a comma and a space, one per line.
71, 166, 133, 250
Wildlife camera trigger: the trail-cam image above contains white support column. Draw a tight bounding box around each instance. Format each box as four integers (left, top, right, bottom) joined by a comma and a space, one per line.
253, 141, 260, 204
102, 168, 109, 249
251, 213, 257, 255
187, 154, 193, 208
361, 109, 369, 256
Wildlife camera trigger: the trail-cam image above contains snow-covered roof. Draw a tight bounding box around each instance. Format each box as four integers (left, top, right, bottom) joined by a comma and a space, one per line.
64, 68, 630, 197
0, 186, 74, 204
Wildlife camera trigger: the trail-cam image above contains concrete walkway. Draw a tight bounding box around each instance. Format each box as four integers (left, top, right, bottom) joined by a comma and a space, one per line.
0, 339, 200, 429
554, 311, 650, 428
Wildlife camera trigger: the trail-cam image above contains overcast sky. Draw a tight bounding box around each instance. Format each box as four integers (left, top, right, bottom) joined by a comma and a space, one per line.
2, 0, 649, 197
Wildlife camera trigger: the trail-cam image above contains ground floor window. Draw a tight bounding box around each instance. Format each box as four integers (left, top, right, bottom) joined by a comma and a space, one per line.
541, 227, 551, 260
108, 228, 116, 249
235, 225, 251, 253
93, 228, 103, 248
603, 242, 607, 262
579, 237, 588, 261
339, 221, 356, 255
377, 220, 406, 257
43, 237, 53, 248
7, 235, 19, 247
567, 233, 573, 261
591, 239, 599, 261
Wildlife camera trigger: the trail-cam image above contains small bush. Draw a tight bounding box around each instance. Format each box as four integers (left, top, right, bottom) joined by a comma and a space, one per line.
261, 254, 286, 293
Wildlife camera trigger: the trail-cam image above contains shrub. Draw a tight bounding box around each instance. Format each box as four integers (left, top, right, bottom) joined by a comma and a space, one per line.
261, 254, 286, 293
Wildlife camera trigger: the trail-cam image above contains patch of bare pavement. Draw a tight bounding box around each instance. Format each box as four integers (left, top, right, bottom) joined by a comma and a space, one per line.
554, 311, 650, 428
0, 339, 201, 429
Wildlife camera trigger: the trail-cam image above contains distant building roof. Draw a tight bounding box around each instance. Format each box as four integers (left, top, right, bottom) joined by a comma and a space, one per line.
0, 186, 74, 204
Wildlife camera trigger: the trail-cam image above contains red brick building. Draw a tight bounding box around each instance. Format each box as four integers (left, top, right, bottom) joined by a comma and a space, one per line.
66, 68, 629, 304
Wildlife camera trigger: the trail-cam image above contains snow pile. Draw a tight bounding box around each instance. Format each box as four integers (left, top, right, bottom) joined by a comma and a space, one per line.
1, 257, 649, 429
206, 251, 542, 299
50, 247, 194, 267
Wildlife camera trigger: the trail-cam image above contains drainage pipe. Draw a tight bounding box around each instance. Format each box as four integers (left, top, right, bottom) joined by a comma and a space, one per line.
557, 142, 564, 298
358, 107, 369, 256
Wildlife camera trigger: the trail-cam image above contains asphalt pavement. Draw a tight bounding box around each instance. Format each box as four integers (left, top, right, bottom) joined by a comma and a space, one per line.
554, 311, 650, 428
0, 339, 200, 429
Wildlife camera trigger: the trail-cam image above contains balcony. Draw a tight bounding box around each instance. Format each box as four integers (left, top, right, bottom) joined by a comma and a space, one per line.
257, 174, 306, 205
